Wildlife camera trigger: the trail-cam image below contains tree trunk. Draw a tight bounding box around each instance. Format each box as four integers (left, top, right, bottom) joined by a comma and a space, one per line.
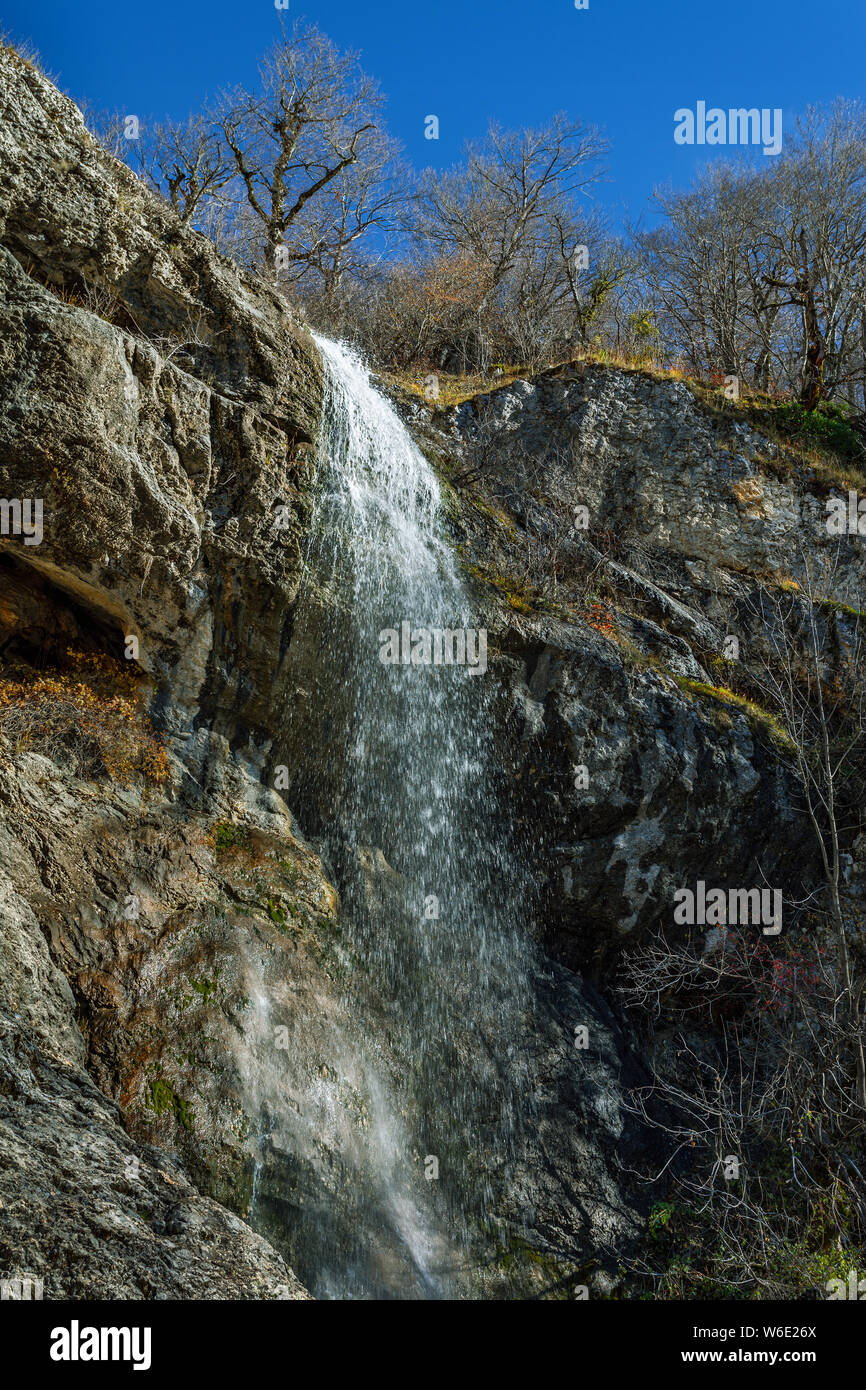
797, 229, 826, 410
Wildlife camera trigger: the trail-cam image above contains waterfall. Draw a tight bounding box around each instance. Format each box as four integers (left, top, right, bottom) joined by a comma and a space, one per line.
267, 338, 536, 1298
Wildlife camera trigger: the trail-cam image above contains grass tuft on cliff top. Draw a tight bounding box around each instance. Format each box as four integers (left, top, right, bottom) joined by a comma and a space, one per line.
675, 676, 796, 755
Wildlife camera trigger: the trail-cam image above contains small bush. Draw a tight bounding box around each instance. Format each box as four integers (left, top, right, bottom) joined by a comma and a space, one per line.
0, 648, 169, 784
773, 401, 865, 462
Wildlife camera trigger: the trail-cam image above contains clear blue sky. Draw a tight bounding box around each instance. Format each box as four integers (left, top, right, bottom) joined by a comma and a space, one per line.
3, 0, 864, 228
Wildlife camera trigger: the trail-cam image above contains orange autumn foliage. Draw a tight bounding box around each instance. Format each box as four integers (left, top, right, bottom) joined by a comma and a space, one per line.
0, 648, 170, 785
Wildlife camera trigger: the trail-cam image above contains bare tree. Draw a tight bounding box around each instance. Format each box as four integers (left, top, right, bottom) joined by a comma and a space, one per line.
140, 113, 234, 224
619, 926, 866, 1295
756, 102, 866, 409
285, 127, 406, 308
635, 165, 756, 380
216, 20, 382, 263
83, 105, 234, 227
82, 103, 145, 164
626, 106, 866, 409
413, 115, 607, 368
746, 553, 866, 1112
551, 209, 629, 352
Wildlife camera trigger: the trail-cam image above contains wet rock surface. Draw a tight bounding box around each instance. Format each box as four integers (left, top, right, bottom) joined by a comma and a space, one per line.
0, 753, 310, 1298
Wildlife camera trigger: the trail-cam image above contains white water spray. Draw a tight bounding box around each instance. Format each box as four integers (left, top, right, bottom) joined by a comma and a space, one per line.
259, 338, 536, 1296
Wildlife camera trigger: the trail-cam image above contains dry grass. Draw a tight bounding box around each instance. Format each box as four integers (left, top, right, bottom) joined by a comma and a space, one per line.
0, 648, 170, 784
379, 364, 532, 408
674, 676, 796, 755
386, 347, 865, 497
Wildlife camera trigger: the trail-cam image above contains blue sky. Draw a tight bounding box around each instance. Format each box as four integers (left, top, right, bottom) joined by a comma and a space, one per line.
3, 0, 864, 228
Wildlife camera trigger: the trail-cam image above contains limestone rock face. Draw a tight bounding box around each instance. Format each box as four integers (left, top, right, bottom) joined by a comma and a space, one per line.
0, 44, 322, 777
450, 364, 864, 599
496, 620, 814, 973
406, 363, 862, 978
0, 45, 322, 1298
0, 750, 311, 1299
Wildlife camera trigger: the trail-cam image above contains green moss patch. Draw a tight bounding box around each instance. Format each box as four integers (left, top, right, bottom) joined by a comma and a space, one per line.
145, 1074, 196, 1132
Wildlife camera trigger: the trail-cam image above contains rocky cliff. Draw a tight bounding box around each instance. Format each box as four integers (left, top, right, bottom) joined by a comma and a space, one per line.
422, 365, 857, 973
0, 44, 322, 1298
1, 46, 862, 1301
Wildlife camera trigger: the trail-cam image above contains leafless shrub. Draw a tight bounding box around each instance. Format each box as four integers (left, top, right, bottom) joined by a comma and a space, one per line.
619, 924, 866, 1294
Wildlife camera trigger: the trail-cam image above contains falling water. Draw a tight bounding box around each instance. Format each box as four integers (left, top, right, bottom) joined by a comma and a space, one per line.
269, 337, 536, 1297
